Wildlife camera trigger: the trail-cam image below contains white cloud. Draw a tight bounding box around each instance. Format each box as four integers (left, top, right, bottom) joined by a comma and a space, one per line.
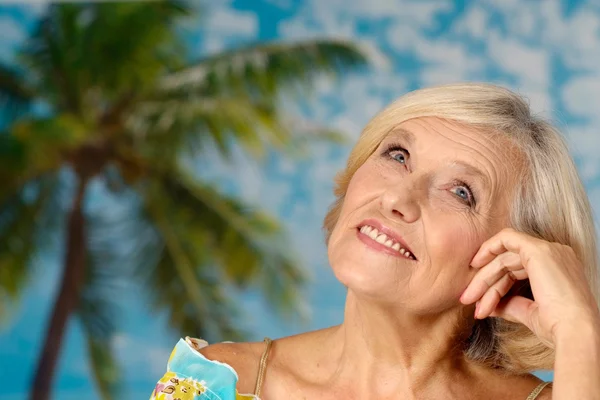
540, 0, 600, 68
418, 40, 486, 85
5, 0, 51, 17
0, 16, 26, 62
562, 124, 600, 160
278, 8, 354, 39
585, 185, 600, 219
263, 0, 295, 9
185, 5, 259, 54
487, 32, 549, 87
208, 8, 258, 38
562, 75, 600, 119
386, 22, 422, 52
29, 2, 50, 16
484, 0, 600, 73
112, 333, 172, 378
452, 5, 489, 40
0, 16, 25, 43
576, 157, 600, 182
280, 0, 452, 44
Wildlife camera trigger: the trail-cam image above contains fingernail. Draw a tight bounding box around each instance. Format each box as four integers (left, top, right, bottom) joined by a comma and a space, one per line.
474, 302, 480, 319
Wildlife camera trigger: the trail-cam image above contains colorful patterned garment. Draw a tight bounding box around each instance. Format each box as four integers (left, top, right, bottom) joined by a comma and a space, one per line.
151, 336, 552, 400
149, 337, 260, 400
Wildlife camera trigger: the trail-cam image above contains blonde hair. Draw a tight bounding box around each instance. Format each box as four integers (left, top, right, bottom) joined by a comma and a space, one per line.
323, 83, 600, 373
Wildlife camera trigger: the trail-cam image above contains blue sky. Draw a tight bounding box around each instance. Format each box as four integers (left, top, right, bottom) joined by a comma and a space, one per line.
1, 0, 599, 397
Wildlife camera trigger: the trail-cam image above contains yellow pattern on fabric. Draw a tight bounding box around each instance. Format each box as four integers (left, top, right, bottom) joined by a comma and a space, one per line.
235, 393, 257, 400
151, 371, 207, 400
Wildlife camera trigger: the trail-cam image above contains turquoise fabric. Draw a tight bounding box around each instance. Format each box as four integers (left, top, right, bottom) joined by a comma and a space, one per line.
149, 337, 258, 400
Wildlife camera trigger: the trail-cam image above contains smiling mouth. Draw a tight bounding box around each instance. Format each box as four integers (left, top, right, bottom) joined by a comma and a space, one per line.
357, 225, 417, 261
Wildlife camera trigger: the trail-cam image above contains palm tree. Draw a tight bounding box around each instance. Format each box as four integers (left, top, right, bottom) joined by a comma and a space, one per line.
0, 2, 367, 399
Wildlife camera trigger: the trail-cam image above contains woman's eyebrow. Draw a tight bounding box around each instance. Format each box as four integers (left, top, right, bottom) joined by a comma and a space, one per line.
449, 160, 490, 190
388, 127, 415, 145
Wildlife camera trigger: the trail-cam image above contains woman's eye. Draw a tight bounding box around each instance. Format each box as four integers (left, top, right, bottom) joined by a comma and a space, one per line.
387, 148, 408, 164
450, 183, 476, 206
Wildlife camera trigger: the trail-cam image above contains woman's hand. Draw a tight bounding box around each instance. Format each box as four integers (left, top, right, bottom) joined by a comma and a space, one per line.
459, 228, 600, 347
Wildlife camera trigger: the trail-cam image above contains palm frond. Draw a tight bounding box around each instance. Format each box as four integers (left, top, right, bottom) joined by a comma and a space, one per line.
143, 188, 248, 341
85, 337, 121, 400
0, 123, 70, 206
179, 168, 306, 306
21, 1, 191, 115
79, 306, 121, 400
83, 0, 190, 96
0, 134, 28, 190
129, 94, 351, 165
136, 167, 307, 338
77, 240, 125, 399
21, 4, 85, 113
149, 235, 247, 342
79, 181, 247, 341
131, 96, 290, 161
0, 63, 33, 123
9, 115, 89, 171
0, 175, 62, 320
160, 39, 369, 98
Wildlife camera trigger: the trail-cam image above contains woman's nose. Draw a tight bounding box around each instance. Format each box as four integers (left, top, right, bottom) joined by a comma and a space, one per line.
380, 184, 421, 223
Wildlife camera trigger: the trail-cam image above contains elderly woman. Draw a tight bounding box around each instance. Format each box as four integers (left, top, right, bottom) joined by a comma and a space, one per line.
150, 83, 600, 400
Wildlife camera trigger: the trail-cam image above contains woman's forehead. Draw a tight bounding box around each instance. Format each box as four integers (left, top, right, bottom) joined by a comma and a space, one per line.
382, 118, 523, 165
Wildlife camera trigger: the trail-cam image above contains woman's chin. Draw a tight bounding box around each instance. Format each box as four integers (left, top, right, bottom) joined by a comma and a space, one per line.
329, 240, 416, 297
331, 261, 402, 297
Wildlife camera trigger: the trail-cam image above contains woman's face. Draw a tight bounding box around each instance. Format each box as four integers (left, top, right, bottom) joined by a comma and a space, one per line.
328, 117, 522, 313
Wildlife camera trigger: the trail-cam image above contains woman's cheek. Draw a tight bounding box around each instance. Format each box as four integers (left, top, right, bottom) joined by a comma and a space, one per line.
427, 212, 479, 268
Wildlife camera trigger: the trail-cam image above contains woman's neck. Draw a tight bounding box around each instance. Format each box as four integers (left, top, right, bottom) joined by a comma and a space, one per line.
320, 291, 479, 397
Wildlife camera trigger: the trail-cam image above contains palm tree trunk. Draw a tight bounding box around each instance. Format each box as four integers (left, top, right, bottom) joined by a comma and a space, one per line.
29, 178, 88, 400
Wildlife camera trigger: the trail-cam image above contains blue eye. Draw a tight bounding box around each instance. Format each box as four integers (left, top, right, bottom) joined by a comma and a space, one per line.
384, 146, 409, 165
453, 187, 470, 201
392, 151, 406, 164
450, 181, 476, 207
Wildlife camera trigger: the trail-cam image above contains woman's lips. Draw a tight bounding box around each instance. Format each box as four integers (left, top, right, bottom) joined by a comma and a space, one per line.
356, 228, 417, 261
356, 218, 416, 257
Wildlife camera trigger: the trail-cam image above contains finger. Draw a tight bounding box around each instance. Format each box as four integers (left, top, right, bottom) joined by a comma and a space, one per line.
461, 252, 527, 304
470, 229, 535, 269
489, 295, 536, 329
475, 272, 517, 319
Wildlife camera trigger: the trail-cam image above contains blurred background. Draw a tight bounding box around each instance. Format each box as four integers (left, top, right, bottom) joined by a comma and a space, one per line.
0, 0, 598, 398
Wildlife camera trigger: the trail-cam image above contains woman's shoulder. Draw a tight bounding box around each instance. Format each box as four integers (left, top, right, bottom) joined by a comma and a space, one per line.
489, 372, 553, 400
528, 381, 552, 400
192, 337, 267, 393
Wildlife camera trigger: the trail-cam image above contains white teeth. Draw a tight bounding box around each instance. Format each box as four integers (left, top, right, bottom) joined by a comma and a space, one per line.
359, 225, 415, 260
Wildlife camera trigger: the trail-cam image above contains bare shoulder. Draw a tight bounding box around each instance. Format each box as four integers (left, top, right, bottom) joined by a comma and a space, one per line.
196, 340, 267, 394
512, 376, 552, 400
533, 384, 552, 400
520, 377, 552, 400
483, 370, 553, 400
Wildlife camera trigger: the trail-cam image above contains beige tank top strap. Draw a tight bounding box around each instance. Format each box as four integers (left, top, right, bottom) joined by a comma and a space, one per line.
253, 337, 273, 397
526, 381, 552, 400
